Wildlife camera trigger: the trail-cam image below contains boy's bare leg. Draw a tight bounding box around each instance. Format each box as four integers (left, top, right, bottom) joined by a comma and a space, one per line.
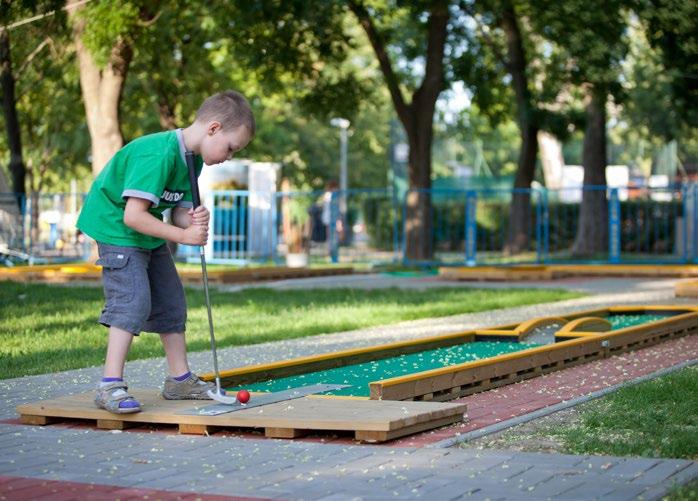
159, 332, 190, 377
103, 326, 134, 378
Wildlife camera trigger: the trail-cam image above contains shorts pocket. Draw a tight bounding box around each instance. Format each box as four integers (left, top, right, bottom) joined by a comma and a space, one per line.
97, 253, 134, 304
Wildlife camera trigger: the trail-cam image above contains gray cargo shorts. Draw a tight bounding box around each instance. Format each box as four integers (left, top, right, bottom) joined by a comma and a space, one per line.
96, 242, 186, 335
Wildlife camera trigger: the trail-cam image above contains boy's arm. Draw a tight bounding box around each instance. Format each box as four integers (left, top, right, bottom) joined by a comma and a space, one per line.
124, 197, 207, 245
171, 206, 210, 229
171, 207, 192, 229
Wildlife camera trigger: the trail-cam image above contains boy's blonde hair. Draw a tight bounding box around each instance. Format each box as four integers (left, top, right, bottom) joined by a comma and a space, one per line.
196, 90, 256, 136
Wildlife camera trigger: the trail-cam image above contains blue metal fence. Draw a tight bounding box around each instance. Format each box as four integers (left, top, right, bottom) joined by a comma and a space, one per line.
400, 184, 696, 266
2, 183, 696, 266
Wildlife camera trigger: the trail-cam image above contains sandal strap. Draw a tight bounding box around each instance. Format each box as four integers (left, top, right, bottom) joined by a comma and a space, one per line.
99, 382, 136, 403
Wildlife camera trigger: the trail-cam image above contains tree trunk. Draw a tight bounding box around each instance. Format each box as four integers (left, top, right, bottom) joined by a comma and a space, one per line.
404, 106, 435, 261
501, 2, 538, 254
349, 0, 448, 261
538, 130, 564, 189
71, 13, 132, 175
572, 88, 608, 256
0, 29, 26, 206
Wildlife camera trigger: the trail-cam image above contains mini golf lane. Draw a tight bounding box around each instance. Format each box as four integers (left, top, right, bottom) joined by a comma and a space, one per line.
211, 306, 698, 402
224, 314, 669, 397
225, 341, 543, 397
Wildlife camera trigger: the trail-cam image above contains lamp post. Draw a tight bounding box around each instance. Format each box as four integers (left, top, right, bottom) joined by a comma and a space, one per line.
330, 117, 350, 246
330, 117, 350, 198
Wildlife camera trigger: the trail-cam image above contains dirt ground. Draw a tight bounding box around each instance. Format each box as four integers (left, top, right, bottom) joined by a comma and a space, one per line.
464, 406, 583, 454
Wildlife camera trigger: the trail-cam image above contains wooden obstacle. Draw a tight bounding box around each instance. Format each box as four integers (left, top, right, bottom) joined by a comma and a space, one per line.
439, 264, 698, 281
16, 390, 466, 443
206, 306, 698, 403
676, 279, 698, 297
0, 263, 354, 285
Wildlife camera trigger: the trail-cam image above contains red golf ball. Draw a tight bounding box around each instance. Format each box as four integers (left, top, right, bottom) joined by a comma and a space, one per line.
237, 389, 250, 404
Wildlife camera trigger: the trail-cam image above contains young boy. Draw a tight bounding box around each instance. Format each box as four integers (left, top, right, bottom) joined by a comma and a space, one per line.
77, 90, 255, 414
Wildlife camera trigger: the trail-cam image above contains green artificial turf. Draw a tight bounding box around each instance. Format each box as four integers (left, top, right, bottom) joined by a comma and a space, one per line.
225, 340, 542, 397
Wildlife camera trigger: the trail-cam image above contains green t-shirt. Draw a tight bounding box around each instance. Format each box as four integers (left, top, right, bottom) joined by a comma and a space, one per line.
77, 130, 204, 249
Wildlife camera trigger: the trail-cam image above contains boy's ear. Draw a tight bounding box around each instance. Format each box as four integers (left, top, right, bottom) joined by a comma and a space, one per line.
207, 121, 222, 135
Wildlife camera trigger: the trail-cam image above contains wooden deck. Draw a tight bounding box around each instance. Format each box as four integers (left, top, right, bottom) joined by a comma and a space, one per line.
16, 390, 467, 443
676, 279, 698, 297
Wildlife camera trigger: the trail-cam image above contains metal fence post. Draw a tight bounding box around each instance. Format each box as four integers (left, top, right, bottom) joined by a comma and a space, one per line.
684, 183, 698, 263
465, 190, 477, 266
401, 190, 409, 266
271, 192, 279, 264
608, 187, 621, 264
391, 186, 400, 263
330, 191, 339, 263
535, 189, 542, 263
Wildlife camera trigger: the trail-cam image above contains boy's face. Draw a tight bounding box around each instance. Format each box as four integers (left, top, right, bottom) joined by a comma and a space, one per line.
200, 122, 251, 165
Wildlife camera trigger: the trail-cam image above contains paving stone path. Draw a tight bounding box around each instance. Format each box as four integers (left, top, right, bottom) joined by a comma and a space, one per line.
1, 275, 695, 499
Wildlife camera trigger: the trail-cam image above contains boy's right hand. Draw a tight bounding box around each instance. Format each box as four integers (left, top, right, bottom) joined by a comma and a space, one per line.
181, 224, 209, 246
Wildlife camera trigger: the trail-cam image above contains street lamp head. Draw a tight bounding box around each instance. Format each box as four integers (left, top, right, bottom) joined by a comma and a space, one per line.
330, 117, 350, 129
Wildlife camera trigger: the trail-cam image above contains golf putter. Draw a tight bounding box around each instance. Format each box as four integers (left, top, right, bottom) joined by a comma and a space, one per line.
185, 151, 237, 405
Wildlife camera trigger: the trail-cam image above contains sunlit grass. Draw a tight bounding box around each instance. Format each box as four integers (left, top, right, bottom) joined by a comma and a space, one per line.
0, 281, 582, 379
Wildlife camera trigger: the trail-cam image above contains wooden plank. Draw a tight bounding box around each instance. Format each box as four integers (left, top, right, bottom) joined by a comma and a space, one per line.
97, 419, 137, 430
20, 414, 60, 425
265, 427, 308, 439
179, 423, 217, 435
676, 280, 698, 297
355, 413, 463, 442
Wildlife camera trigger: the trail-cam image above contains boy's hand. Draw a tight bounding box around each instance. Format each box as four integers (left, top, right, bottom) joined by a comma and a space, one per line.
188, 206, 210, 227
181, 223, 209, 246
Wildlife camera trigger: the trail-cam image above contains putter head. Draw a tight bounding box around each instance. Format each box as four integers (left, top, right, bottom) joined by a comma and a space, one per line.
207, 388, 238, 405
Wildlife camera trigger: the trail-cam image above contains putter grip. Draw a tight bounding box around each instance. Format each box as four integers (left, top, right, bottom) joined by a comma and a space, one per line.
185, 151, 201, 209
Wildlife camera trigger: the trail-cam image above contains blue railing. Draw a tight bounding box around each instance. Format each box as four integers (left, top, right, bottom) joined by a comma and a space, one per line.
400, 184, 696, 266
2, 184, 696, 266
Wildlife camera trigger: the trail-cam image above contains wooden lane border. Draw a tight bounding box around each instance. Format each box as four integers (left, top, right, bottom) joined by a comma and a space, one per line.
203, 305, 698, 397
0, 264, 354, 284
178, 266, 354, 285
371, 307, 698, 401
438, 264, 698, 281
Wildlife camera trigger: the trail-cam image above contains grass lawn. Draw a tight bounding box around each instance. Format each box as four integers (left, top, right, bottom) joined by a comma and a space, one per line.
468, 366, 698, 461
0, 281, 582, 380
557, 366, 698, 460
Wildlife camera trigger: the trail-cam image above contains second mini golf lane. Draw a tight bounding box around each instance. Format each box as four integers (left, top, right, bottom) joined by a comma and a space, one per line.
223, 313, 675, 398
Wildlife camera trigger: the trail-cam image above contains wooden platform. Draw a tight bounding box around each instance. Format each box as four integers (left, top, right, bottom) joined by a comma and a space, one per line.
676, 279, 698, 297
16, 390, 466, 443
0, 264, 354, 285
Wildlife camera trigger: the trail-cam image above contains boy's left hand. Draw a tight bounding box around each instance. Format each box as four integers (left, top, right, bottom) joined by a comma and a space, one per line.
189, 206, 210, 227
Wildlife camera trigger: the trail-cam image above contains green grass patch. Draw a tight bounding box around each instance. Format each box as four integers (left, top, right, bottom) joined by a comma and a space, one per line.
558, 366, 698, 459
0, 281, 582, 380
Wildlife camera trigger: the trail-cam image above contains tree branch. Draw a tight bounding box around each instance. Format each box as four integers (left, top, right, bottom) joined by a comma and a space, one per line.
414, 0, 449, 109
15, 37, 52, 78
347, 0, 409, 126
459, 2, 509, 70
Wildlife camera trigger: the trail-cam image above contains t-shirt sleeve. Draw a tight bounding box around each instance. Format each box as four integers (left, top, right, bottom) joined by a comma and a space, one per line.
121, 154, 171, 208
